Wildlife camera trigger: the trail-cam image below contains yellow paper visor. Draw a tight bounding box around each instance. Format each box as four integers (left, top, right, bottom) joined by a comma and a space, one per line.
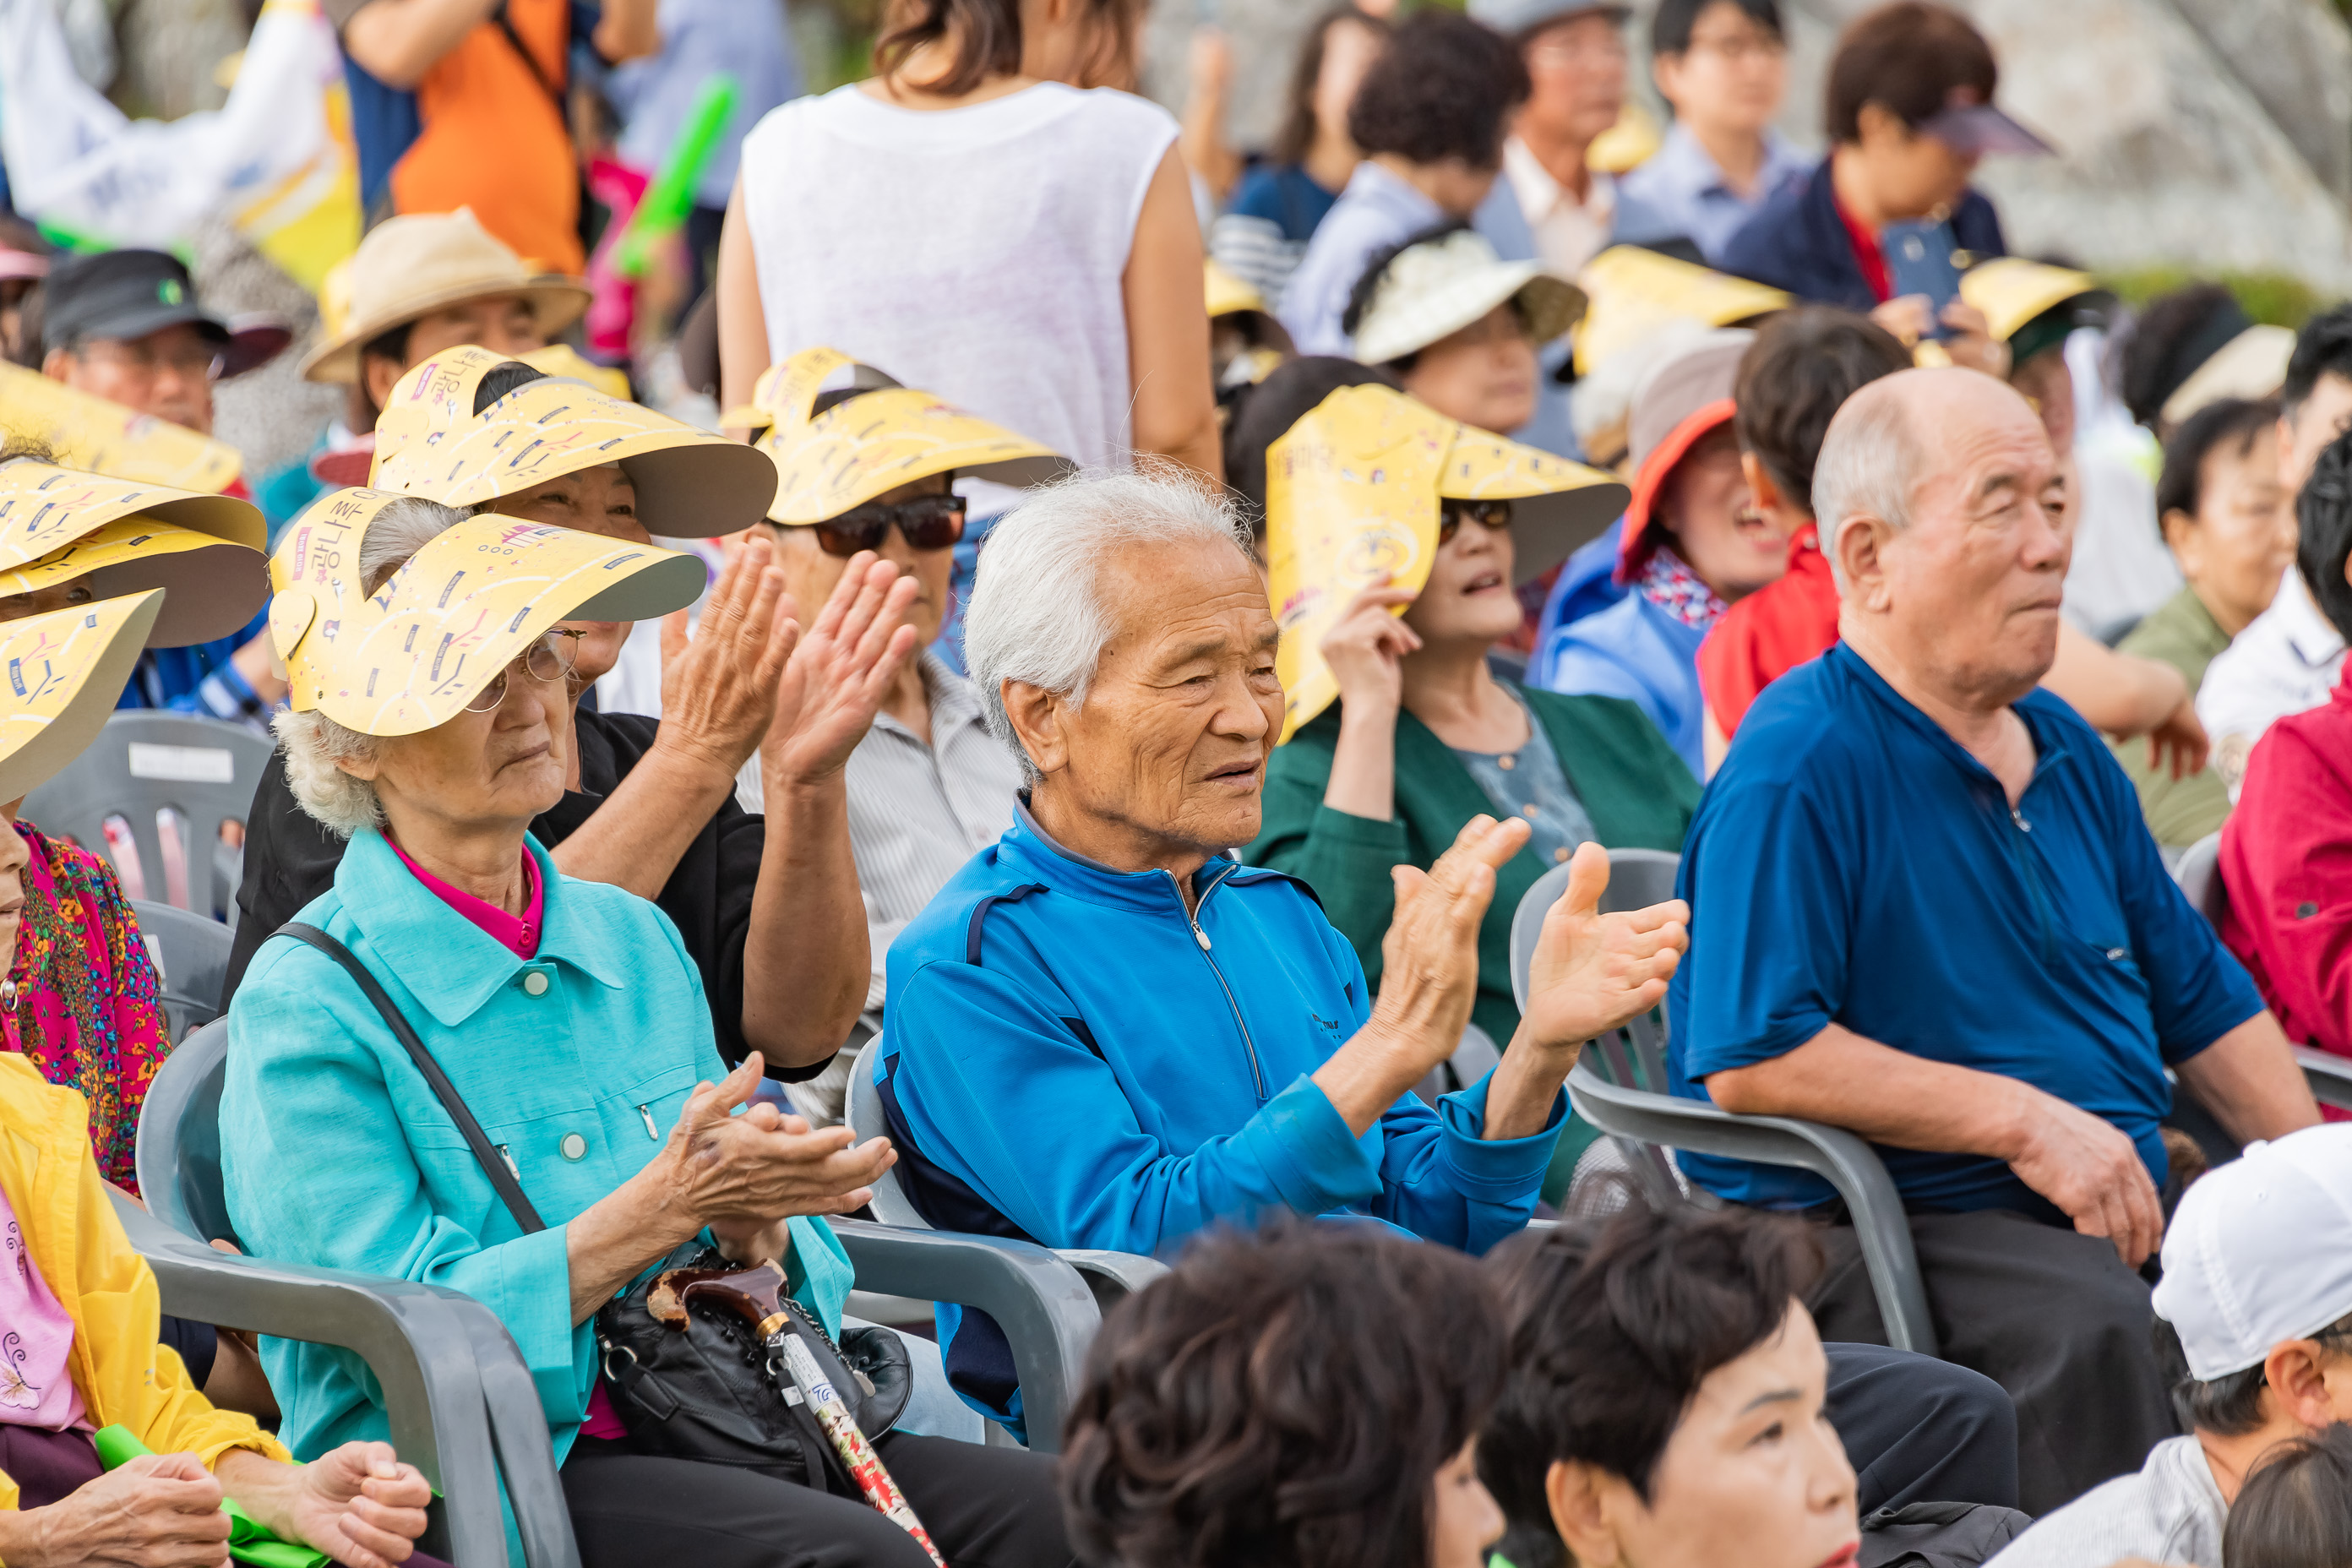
1439, 433, 1630, 585
0, 364, 242, 493
0, 520, 267, 647
0, 591, 163, 801
765, 388, 1067, 524
0, 460, 265, 571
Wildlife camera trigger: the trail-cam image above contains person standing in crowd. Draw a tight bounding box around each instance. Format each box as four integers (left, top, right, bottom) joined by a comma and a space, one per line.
1611, 0, 1810, 264
1208, 8, 1391, 311
1674, 368, 2319, 1515
2113, 398, 2292, 852
1464, 0, 1626, 283
38, 250, 291, 727
1986, 1126, 2352, 1568
326, 0, 661, 274
2197, 305, 2352, 791
1717, 2, 2019, 376
1063, 1224, 1511, 1568
1279, 11, 1527, 357
1342, 225, 1585, 440
1535, 330, 1784, 775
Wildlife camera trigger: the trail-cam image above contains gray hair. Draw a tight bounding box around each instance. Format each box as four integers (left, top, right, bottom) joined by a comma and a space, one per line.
965, 467, 1255, 784
1812, 379, 1926, 594
275, 496, 466, 838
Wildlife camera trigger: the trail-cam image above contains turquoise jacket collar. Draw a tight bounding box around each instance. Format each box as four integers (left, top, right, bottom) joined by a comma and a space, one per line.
335, 827, 629, 1028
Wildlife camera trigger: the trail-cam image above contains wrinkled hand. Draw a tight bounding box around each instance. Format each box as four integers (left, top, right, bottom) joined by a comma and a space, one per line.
1936, 299, 2010, 378
656, 533, 800, 781
278, 1444, 431, 1568
658, 1054, 896, 1226
1518, 841, 1687, 1056
22, 1451, 231, 1568
2144, 693, 2209, 780
2006, 1085, 2164, 1268
1366, 816, 1531, 1078
1320, 580, 1420, 716
765, 552, 920, 787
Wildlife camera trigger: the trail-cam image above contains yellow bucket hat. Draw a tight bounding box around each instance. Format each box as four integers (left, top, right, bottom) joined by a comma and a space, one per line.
1571, 246, 1789, 378
370, 346, 775, 538
0, 460, 267, 646
1266, 384, 1629, 743
732, 347, 1067, 525
0, 590, 165, 801
0, 362, 243, 493
268, 488, 708, 737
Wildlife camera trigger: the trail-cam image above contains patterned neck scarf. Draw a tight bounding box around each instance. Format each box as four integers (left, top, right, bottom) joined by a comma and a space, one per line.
1637, 547, 1730, 632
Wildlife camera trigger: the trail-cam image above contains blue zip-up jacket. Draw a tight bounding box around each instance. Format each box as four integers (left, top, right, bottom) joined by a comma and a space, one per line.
877, 803, 1564, 1421
1535, 591, 1710, 776
1718, 157, 2007, 311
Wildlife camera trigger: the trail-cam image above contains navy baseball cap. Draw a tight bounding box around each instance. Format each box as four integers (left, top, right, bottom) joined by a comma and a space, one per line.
41, 250, 288, 378
1916, 86, 2050, 158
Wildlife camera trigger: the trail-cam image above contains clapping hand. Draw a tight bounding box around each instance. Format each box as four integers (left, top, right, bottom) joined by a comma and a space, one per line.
1517, 841, 1688, 1058
656, 531, 800, 782
765, 551, 920, 788
659, 1054, 897, 1233
1364, 815, 1533, 1079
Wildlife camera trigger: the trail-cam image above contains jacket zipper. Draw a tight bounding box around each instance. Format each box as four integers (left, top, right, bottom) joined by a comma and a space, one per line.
2003, 798, 2057, 964
1166, 864, 1268, 1101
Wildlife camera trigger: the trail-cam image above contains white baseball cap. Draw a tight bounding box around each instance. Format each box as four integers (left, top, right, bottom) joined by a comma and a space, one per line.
2153, 1125, 2352, 1380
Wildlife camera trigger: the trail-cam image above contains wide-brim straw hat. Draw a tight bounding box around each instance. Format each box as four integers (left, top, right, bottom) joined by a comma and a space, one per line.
1352, 229, 1586, 368
0, 590, 166, 801
0, 362, 243, 493
370, 346, 775, 537
0, 460, 266, 646
299, 209, 591, 385
270, 490, 707, 736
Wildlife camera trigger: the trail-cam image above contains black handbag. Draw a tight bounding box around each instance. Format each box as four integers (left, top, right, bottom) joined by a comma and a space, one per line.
276, 922, 912, 1486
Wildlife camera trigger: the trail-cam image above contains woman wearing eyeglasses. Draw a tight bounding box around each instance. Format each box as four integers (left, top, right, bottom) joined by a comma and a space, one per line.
1233, 364, 1696, 1195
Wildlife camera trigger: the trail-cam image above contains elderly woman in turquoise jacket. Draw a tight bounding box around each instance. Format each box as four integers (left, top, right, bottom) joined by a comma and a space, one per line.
219, 492, 1071, 1568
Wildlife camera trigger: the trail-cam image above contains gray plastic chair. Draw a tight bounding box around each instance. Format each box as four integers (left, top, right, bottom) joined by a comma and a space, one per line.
24, 712, 274, 919
131, 898, 233, 1043
847, 1059, 1171, 1314
2172, 831, 2352, 1113
1510, 848, 1939, 1356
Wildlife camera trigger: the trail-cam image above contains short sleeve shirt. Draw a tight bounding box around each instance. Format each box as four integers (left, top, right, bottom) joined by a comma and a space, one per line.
1666, 643, 2265, 1214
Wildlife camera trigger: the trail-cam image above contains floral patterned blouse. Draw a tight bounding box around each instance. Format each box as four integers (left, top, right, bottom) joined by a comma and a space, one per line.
0, 823, 170, 1191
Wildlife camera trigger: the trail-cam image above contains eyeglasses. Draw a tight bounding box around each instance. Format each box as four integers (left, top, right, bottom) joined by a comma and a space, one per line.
76, 340, 226, 384
813, 493, 967, 558
1684, 31, 1787, 63
1439, 498, 1513, 544
463, 629, 585, 714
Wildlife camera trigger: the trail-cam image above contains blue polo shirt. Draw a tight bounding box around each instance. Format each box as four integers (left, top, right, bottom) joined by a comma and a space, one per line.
1666, 642, 2263, 1217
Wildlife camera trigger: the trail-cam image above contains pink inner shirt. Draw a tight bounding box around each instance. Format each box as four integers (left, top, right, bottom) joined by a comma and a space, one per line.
384, 841, 631, 1435
0, 1187, 88, 1432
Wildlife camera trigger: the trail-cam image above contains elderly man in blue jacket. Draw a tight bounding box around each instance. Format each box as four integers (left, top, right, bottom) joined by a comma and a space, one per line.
873, 468, 1689, 1423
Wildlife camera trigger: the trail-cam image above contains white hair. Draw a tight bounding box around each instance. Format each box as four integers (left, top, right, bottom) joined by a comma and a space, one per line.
1812, 380, 1926, 594
964, 467, 1255, 784
275, 496, 467, 837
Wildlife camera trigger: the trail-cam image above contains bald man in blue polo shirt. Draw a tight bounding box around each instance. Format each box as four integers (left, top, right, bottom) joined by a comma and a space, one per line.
1669, 368, 2322, 1516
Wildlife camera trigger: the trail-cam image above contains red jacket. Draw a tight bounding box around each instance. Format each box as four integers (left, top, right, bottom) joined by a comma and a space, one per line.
1696, 525, 1841, 739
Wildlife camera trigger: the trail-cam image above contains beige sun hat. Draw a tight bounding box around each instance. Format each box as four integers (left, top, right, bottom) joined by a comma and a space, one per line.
0, 460, 266, 646
0, 591, 167, 801
299, 210, 593, 385
1351, 229, 1587, 368
370, 346, 776, 537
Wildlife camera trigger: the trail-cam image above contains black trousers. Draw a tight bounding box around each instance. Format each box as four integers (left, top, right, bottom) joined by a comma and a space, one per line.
1824, 1342, 2017, 1514
1806, 1207, 2176, 1516
562, 1431, 1074, 1568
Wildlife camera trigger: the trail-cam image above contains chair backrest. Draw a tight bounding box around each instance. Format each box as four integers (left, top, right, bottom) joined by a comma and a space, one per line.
2173, 830, 2226, 927
23, 713, 274, 919
131, 900, 234, 1043
847, 1053, 934, 1230
1510, 847, 1682, 1010
135, 1017, 238, 1248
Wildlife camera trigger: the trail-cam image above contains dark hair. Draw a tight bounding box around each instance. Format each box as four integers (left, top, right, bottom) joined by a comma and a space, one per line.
472, 361, 548, 416
1652, 0, 1781, 57
2298, 427, 2352, 643
5, 285, 42, 370
1339, 220, 1473, 358
1480, 1192, 1824, 1568
1272, 8, 1391, 168
2120, 285, 2251, 429
1060, 1221, 1506, 1568
874, 0, 1136, 99
1734, 307, 1911, 519
2224, 1425, 2352, 1568
2155, 396, 2278, 527
2284, 303, 2352, 419
1222, 356, 1404, 531
1346, 11, 1527, 172
1824, 2, 1997, 145
359, 320, 414, 380
2155, 1308, 2352, 1440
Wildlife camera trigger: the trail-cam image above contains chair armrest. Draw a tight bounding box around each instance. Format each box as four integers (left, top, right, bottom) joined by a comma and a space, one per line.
2297, 1048, 2352, 1114
1055, 1249, 1169, 1311
1566, 1063, 1936, 1356
112, 1193, 578, 1568
830, 1218, 1100, 1453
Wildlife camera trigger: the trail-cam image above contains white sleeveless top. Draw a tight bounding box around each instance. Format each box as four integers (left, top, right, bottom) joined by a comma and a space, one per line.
738, 83, 1179, 512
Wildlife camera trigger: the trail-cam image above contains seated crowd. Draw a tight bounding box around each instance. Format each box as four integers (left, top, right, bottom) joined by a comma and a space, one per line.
2, 0, 2352, 1563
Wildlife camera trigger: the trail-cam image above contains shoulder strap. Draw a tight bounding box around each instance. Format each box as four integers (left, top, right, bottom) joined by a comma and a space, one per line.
278, 922, 547, 1234
487, 0, 567, 111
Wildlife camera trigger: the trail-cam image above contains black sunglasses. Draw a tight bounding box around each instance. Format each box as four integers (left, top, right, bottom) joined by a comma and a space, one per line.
1438, 498, 1514, 544
814, 493, 968, 558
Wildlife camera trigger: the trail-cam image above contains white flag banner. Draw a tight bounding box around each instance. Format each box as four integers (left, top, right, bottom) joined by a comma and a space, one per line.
0, 0, 358, 290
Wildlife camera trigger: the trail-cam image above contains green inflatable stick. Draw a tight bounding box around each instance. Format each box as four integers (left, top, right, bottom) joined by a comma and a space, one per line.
92, 1424, 330, 1568
611, 73, 740, 280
